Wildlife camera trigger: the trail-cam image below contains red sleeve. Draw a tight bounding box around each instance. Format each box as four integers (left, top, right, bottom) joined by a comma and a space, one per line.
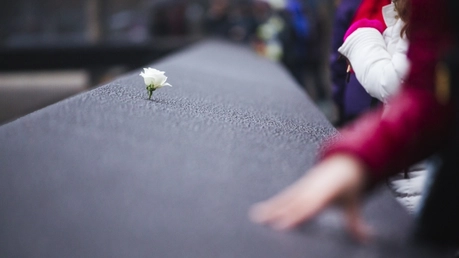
320, 89, 453, 183
319, 0, 454, 183
351, 0, 391, 27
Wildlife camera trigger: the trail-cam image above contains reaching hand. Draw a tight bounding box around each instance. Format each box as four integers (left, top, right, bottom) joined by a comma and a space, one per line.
249, 153, 371, 242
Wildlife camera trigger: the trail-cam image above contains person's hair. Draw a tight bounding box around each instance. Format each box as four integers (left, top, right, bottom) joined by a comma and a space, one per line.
393, 0, 411, 39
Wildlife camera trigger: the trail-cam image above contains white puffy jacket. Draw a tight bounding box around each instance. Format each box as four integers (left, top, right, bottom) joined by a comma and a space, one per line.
338, 3, 410, 104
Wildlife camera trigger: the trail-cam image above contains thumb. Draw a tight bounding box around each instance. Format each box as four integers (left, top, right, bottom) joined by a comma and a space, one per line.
345, 198, 372, 243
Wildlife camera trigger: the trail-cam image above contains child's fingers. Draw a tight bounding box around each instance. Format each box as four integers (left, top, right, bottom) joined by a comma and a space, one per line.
249, 176, 342, 230
345, 198, 372, 243
267, 192, 331, 230
249, 193, 321, 230
249, 184, 305, 224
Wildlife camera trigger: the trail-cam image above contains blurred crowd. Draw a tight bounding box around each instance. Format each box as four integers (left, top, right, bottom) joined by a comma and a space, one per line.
148, 0, 334, 103
1, 0, 334, 105
202, 0, 333, 103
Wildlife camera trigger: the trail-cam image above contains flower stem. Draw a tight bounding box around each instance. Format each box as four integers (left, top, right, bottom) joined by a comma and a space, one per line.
146, 85, 155, 100
148, 89, 153, 100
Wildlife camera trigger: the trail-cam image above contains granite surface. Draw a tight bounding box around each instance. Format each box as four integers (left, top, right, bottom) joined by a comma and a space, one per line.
0, 39, 449, 257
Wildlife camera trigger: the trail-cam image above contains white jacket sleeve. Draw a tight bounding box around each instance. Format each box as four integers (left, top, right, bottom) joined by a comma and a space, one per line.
338, 28, 409, 103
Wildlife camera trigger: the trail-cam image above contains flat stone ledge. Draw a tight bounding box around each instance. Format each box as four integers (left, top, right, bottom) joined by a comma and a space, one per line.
0, 39, 449, 257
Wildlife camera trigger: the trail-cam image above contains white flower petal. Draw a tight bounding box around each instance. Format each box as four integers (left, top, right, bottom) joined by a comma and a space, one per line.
158, 75, 167, 85
144, 77, 154, 85
139, 67, 171, 89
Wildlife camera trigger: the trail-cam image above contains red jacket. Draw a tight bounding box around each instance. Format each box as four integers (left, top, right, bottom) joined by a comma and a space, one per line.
321, 0, 455, 183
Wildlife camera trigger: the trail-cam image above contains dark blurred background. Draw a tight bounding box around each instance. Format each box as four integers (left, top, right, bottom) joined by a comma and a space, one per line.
0, 0, 336, 125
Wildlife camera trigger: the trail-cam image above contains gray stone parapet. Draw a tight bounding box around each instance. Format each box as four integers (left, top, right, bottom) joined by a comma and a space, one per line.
0, 39, 447, 257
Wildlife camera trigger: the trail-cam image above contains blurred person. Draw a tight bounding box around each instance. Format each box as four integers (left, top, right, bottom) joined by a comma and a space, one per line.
330, 0, 391, 127
251, 0, 286, 61
149, 0, 188, 37
278, 1, 318, 93
338, 0, 430, 194
205, 0, 257, 42
204, 0, 231, 37
297, 0, 330, 103
252, 0, 328, 103
249, 0, 458, 248
281, 0, 329, 103
338, 0, 410, 109
185, 2, 206, 36
226, 3, 258, 42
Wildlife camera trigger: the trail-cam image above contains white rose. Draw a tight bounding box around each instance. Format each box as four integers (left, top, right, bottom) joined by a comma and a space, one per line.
139, 68, 172, 89
140, 67, 172, 99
